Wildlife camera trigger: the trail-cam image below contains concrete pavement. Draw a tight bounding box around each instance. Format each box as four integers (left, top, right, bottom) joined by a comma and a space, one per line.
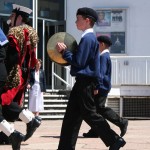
0, 120, 150, 150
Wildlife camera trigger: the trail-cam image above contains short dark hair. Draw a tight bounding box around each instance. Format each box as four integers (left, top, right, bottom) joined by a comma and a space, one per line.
81, 15, 95, 27
97, 36, 112, 47
36, 59, 42, 65
21, 16, 30, 25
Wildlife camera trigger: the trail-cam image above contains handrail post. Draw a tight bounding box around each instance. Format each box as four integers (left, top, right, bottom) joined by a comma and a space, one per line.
42, 20, 45, 70
52, 62, 54, 90
146, 59, 148, 84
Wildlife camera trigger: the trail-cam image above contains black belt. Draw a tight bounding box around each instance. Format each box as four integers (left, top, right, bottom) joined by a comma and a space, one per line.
76, 75, 95, 81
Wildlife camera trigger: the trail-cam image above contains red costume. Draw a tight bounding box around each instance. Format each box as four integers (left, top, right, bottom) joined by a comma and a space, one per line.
0, 5, 41, 150
1, 24, 38, 106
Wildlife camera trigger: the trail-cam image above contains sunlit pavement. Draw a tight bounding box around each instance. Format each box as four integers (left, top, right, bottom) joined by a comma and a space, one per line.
0, 120, 150, 150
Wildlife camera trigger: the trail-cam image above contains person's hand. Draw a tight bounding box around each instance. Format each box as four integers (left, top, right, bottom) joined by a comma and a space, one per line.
56, 42, 67, 53
27, 84, 31, 89
94, 90, 99, 95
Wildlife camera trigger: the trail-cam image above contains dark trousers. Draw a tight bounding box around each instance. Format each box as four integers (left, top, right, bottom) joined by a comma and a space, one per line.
0, 81, 5, 100
58, 77, 119, 150
0, 81, 22, 144
0, 81, 5, 118
0, 81, 22, 122
95, 95, 125, 128
1, 102, 22, 122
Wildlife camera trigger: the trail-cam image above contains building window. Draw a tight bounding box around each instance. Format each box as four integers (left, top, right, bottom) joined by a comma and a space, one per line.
38, 0, 65, 20
0, 0, 32, 14
94, 8, 127, 54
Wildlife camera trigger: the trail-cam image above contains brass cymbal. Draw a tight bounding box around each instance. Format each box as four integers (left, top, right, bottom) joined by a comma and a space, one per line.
47, 32, 77, 65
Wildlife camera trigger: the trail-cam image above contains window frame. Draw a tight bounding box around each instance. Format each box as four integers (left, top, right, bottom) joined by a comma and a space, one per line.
94, 7, 128, 55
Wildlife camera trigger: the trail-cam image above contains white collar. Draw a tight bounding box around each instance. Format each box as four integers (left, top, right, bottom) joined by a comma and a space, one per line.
82, 28, 94, 37
100, 49, 109, 55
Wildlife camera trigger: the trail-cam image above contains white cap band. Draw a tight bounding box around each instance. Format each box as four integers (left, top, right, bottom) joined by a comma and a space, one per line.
13, 4, 32, 15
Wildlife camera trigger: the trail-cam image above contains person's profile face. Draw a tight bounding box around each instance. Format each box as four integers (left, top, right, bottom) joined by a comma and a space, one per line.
35, 61, 41, 69
75, 15, 88, 31
8, 12, 22, 27
99, 42, 105, 52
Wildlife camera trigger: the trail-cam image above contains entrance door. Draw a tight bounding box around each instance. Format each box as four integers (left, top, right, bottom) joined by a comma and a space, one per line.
37, 19, 66, 89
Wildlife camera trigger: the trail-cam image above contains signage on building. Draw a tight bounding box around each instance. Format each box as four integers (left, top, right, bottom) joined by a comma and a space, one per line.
94, 8, 127, 54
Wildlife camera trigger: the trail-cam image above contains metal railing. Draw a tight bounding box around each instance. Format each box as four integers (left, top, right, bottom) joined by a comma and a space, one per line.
111, 56, 150, 85
51, 63, 75, 90
51, 56, 150, 90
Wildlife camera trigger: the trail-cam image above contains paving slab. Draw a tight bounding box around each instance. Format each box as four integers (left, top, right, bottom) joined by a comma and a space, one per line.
0, 120, 150, 150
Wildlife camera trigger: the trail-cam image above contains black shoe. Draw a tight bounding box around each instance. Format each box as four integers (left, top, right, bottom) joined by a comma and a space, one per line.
0, 131, 11, 145
24, 118, 41, 141
35, 116, 42, 122
120, 119, 128, 137
83, 129, 99, 138
109, 137, 126, 150
9, 130, 25, 150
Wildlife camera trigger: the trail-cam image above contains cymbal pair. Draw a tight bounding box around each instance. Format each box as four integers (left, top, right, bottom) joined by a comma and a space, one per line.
47, 32, 77, 66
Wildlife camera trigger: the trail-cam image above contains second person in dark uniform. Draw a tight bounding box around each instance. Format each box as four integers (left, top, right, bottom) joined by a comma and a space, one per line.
83, 36, 128, 138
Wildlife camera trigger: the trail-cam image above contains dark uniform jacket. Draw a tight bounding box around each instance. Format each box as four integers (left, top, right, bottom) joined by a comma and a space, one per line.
29, 69, 46, 92
0, 46, 7, 82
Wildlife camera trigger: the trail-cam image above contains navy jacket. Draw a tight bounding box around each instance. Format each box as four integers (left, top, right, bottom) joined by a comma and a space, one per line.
98, 51, 111, 96
29, 69, 46, 92
63, 32, 100, 86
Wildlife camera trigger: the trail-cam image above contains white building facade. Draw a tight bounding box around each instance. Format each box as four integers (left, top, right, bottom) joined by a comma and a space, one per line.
66, 1, 150, 119
66, 0, 150, 56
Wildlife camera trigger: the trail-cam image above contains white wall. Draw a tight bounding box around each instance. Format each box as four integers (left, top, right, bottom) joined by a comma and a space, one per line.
66, 0, 150, 56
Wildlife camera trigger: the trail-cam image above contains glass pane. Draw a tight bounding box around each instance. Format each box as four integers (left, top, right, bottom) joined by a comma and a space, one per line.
38, 0, 64, 20
0, 0, 32, 14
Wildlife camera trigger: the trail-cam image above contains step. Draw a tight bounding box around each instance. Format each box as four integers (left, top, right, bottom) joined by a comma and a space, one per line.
24, 104, 67, 108
40, 115, 64, 119
40, 110, 66, 113
40, 110, 66, 116
24, 90, 68, 120
25, 94, 67, 98
24, 99, 68, 103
